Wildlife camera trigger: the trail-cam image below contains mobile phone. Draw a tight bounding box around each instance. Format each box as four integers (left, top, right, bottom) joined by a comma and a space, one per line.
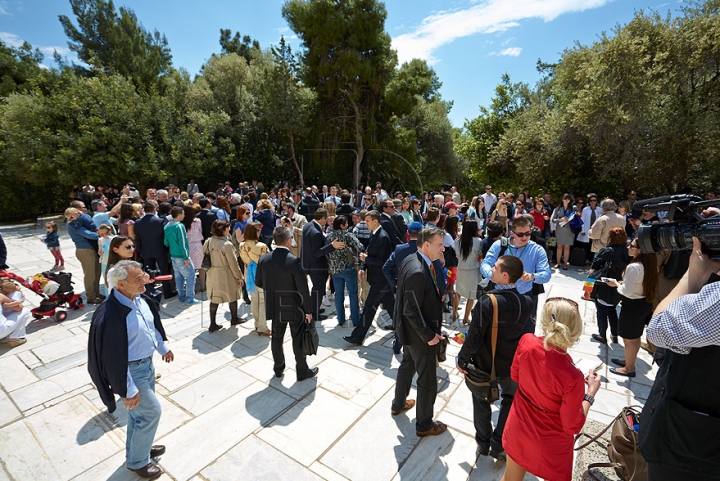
600, 277, 612, 283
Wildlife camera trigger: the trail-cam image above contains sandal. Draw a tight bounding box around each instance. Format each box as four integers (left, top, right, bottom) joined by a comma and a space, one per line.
257, 330, 272, 337
7, 338, 27, 348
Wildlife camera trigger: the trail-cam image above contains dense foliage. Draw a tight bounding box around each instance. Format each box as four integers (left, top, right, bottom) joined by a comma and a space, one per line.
457, 0, 720, 200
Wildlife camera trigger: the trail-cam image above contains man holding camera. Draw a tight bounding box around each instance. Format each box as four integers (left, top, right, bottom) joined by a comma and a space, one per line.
639, 235, 720, 480
457, 256, 534, 460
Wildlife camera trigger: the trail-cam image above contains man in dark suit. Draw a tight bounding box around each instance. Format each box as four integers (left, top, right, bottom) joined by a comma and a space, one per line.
391, 226, 447, 437
379, 199, 406, 246
256, 227, 318, 381
301, 209, 345, 321
303, 187, 320, 217
344, 210, 395, 345
336, 193, 356, 227
196, 199, 217, 241
292, 191, 310, 218
134, 201, 176, 299
456, 255, 533, 459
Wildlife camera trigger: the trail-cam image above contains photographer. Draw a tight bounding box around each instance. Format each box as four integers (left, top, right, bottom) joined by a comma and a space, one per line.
639, 236, 720, 480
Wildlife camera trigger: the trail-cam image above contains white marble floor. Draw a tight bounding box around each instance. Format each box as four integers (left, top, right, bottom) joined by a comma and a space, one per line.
0, 220, 653, 480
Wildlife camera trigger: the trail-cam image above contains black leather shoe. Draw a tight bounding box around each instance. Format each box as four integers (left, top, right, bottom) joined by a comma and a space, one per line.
128, 462, 164, 479
230, 318, 248, 325
381, 324, 395, 331
476, 446, 489, 457
489, 449, 506, 460
392, 339, 401, 355
150, 445, 166, 457
319, 308, 326, 314
297, 367, 319, 382
343, 336, 363, 346
208, 324, 223, 332
316, 314, 328, 321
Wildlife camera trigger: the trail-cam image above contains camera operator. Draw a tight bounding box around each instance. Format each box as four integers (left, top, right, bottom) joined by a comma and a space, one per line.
639, 230, 720, 480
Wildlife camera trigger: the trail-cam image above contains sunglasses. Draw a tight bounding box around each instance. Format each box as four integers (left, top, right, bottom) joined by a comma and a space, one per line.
629, 244, 638, 249
546, 297, 579, 309
512, 231, 532, 238
123, 245, 136, 250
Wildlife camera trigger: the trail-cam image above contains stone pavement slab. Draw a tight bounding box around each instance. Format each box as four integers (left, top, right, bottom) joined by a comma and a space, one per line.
0, 221, 653, 480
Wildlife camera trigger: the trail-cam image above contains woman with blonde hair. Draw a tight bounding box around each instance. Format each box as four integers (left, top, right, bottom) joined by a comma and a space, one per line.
500, 298, 601, 481
238, 223, 271, 336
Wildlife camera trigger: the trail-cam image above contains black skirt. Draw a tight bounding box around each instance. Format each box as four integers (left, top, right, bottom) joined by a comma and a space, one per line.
618, 296, 653, 339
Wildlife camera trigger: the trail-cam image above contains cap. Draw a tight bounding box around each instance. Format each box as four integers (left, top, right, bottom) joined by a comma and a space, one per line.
445, 201, 460, 210
407, 222, 424, 234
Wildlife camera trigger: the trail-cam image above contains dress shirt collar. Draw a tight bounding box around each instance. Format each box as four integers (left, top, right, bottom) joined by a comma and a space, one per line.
372, 225, 382, 235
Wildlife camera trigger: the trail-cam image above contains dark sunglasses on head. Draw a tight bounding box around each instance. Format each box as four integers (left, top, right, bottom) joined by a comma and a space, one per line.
512, 231, 532, 238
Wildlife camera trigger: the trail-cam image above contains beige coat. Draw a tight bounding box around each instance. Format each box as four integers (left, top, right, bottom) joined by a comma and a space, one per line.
588, 212, 626, 253
204, 237, 243, 304
238, 240, 269, 276
288, 213, 307, 258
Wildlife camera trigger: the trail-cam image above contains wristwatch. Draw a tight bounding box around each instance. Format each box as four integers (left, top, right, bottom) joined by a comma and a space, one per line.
583, 394, 595, 405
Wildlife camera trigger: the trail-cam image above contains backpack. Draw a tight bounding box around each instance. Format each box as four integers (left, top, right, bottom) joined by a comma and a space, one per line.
478, 237, 510, 295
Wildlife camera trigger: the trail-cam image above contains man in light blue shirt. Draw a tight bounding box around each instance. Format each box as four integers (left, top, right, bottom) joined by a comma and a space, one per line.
481, 216, 551, 333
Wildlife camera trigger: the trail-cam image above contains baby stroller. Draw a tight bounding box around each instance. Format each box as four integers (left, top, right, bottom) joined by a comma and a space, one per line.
0, 270, 84, 322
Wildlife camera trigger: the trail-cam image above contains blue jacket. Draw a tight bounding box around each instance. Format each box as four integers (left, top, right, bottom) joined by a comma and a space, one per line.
67, 213, 99, 249
44, 232, 60, 248
252, 209, 275, 236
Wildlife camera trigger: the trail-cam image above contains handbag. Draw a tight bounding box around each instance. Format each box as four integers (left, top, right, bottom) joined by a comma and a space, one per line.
575, 405, 647, 481
436, 331, 450, 362
201, 242, 212, 270
569, 213, 584, 236
463, 293, 500, 403
301, 322, 319, 356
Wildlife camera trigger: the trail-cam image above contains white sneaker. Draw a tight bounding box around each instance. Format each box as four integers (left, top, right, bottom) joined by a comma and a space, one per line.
56, 265, 65, 271
322, 296, 331, 307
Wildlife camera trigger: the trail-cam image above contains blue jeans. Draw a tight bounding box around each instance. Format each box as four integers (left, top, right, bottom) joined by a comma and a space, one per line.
332, 265, 359, 326
171, 257, 195, 302
126, 358, 162, 470
595, 300, 618, 338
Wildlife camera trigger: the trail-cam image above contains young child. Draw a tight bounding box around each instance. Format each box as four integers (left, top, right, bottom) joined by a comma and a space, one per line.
97, 224, 114, 296
0, 279, 25, 315
41, 221, 64, 271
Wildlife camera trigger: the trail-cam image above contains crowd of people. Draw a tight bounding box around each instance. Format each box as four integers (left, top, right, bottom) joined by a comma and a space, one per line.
2, 179, 718, 480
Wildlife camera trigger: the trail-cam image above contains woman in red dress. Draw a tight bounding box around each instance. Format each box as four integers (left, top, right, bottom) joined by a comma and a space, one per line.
501, 298, 601, 481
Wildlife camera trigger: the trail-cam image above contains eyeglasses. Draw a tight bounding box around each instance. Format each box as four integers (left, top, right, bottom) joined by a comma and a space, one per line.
589, 199, 598, 203
628, 244, 638, 249
512, 231, 532, 238
546, 297, 579, 309
124, 245, 136, 250
364, 197, 372, 201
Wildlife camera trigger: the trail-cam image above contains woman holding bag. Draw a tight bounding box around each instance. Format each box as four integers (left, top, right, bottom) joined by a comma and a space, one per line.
203, 220, 244, 332
589, 227, 631, 345
238, 223, 270, 336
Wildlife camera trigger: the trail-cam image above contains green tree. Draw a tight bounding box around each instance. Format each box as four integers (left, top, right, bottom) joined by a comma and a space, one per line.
283, 0, 397, 187
58, 0, 172, 88
219, 29, 261, 63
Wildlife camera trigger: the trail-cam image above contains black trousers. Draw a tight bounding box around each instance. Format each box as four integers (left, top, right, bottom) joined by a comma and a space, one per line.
309, 271, 328, 319
392, 344, 437, 432
465, 375, 517, 452
142, 253, 175, 297
349, 282, 395, 341
271, 318, 309, 378
648, 464, 718, 481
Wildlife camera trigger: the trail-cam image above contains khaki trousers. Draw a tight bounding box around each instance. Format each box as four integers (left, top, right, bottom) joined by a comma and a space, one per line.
358, 274, 371, 309
251, 288, 268, 332
76, 248, 101, 301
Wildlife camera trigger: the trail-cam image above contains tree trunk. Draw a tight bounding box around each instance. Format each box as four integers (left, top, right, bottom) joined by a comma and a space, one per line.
287, 130, 304, 188
350, 98, 364, 189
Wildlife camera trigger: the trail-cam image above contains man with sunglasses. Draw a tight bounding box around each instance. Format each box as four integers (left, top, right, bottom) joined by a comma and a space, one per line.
481, 216, 551, 334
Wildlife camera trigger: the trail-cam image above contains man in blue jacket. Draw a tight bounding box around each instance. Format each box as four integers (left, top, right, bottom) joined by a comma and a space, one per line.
88, 260, 174, 479
65, 206, 103, 304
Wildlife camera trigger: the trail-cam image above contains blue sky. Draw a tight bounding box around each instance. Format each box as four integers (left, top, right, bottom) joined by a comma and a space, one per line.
1, 0, 679, 127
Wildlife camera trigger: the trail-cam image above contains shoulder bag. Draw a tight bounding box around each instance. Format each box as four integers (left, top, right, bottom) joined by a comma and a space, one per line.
463, 293, 500, 403
201, 240, 212, 270
575, 405, 647, 481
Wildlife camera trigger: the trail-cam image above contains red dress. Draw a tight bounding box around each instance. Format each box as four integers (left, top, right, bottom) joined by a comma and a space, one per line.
502, 334, 586, 481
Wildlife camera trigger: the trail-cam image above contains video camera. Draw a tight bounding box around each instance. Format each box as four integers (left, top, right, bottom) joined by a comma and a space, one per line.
635, 195, 720, 259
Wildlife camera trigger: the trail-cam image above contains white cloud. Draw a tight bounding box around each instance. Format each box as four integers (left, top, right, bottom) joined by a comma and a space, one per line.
392, 0, 613, 64
39, 45, 71, 57
0, 31, 23, 47
500, 47, 522, 56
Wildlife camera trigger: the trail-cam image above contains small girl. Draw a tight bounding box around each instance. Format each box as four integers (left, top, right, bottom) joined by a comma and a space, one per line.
97, 224, 114, 296
41, 221, 64, 271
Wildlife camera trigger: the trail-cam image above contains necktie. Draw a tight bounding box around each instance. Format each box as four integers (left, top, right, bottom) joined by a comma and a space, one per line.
590, 209, 597, 225
429, 263, 438, 287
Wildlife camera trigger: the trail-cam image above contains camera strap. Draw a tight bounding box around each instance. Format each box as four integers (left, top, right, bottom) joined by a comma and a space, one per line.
488, 294, 499, 383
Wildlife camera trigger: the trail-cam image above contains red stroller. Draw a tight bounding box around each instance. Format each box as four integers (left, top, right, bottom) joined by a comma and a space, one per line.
0, 270, 84, 322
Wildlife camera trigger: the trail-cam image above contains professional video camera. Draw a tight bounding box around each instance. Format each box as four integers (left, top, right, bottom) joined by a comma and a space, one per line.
635, 195, 720, 259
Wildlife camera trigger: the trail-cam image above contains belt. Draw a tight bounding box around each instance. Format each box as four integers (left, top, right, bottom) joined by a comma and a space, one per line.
128, 356, 151, 364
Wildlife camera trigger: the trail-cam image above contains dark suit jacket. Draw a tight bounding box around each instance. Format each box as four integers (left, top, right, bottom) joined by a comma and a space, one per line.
304, 196, 320, 216
391, 212, 408, 239
296, 200, 310, 218
458, 288, 533, 377
381, 213, 404, 246
196, 209, 218, 241
256, 248, 311, 322
363, 227, 393, 287
382, 240, 446, 296
134, 214, 167, 259
336, 204, 356, 227
301, 221, 335, 274
394, 252, 443, 352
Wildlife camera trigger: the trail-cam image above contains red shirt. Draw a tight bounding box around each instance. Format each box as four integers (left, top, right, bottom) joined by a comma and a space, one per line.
503, 334, 586, 481
529, 208, 548, 231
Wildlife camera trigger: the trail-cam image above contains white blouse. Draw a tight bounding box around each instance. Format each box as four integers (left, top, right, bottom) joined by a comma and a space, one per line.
618, 263, 645, 299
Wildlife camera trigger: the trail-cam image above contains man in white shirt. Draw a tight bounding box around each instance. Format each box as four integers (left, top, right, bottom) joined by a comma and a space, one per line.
482, 185, 498, 214
589, 199, 627, 253
186, 179, 199, 196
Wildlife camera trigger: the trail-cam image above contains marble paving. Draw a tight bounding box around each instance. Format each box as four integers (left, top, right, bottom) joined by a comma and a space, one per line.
0, 220, 654, 480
